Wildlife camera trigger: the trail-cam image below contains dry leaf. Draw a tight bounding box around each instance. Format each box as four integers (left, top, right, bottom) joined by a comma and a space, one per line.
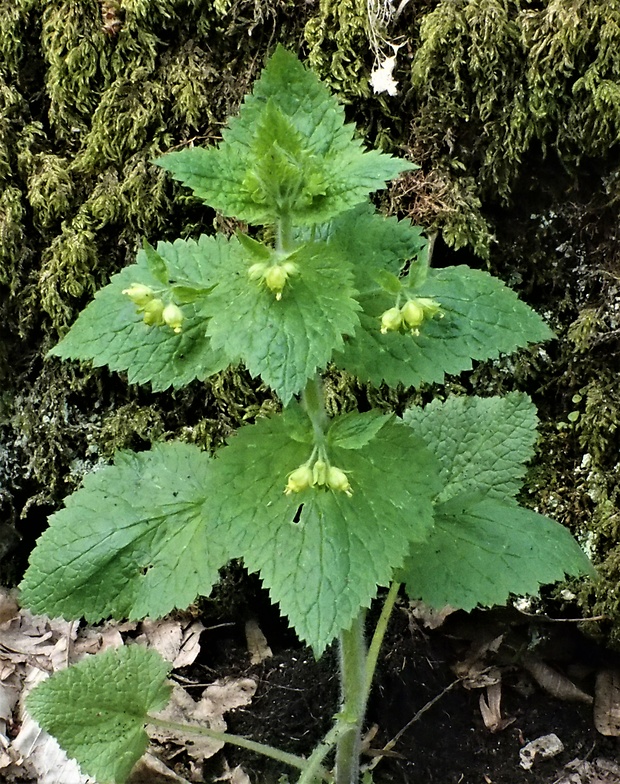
128, 751, 190, 783
554, 756, 620, 783
478, 682, 515, 733
523, 655, 593, 704
245, 619, 272, 664
137, 618, 204, 668
215, 760, 251, 784
594, 669, 620, 736
0, 589, 19, 625
408, 601, 456, 630
151, 678, 257, 763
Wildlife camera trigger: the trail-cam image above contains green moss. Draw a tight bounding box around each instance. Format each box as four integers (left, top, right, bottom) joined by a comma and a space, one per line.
305, 0, 372, 100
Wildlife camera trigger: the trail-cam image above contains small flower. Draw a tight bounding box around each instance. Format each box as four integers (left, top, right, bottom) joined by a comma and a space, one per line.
162, 302, 184, 333
141, 298, 165, 326
248, 262, 267, 281
285, 465, 314, 495
401, 299, 425, 329
264, 262, 298, 300
417, 297, 442, 319
380, 307, 403, 334
312, 459, 328, 486
327, 465, 352, 496
122, 283, 155, 308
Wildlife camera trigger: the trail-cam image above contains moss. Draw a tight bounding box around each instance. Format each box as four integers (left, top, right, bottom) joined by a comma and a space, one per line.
305, 0, 373, 100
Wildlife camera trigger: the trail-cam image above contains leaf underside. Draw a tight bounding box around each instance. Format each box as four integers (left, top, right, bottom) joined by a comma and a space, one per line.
27, 645, 171, 784
204, 409, 441, 654
20, 442, 228, 622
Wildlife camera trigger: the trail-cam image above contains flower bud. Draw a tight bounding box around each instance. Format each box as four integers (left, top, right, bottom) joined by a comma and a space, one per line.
380, 307, 403, 334
141, 298, 165, 326
122, 283, 155, 308
327, 465, 352, 496
285, 465, 314, 495
162, 302, 184, 333
312, 459, 328, 486
248, 262, 267, 281
417, 297, 442, 319
401, 299, 424, 329
264, 264, 290, 299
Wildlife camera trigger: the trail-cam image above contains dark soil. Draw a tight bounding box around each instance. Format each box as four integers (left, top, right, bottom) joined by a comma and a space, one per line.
180, 587, 620, 784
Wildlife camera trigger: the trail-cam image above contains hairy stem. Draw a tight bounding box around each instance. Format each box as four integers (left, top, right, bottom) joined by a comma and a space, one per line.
302, 374, 329, 441
334, 611, 367, 784
297, 722, 348, 784
148, 716, 330, 780
364, 581, 400, 699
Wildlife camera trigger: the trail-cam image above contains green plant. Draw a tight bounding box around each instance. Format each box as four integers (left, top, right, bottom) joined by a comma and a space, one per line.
19, 46, 593, 784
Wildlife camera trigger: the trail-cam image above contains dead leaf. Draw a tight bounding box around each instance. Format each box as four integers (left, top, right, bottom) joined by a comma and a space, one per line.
150, 678, 257, 764
408, 601, 456, 630
594, 669, 620, 736
0, 589, 19, 625
128, 751, 191, 783
553, 756, 620, 784
215, 760, 251, 784
245, 619, 272, 664
137, 618, 204, 668
522, 654, 593, 704
478, 682, 515, 733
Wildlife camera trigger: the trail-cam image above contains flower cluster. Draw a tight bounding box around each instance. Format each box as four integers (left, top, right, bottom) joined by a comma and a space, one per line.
380, 297, 442, 336
285, 458, 352, 497
122, 284, 184, 333
248, 260, 299, 300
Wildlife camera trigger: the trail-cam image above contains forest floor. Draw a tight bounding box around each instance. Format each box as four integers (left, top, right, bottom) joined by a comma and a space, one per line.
2, 582, 620, 784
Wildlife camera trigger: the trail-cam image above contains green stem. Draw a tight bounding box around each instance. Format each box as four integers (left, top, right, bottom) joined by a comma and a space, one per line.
277, 213, 294, 253
302, 375, 328, 441
364, 581, 400, 699
297, 722, 347, 784
148, 716, 329, 780
334, 611, 367, 784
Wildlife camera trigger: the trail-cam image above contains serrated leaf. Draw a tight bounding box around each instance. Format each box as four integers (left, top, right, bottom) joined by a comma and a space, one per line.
400, 500, 594, 611
403, 393, 539, 503
328, 410, 393, 449
27, 645, 171, 784
154, 47, 415, 226
142, 239, 169, 285
20, 442, 229, 621
335, 266, 554, 388
49, 236, 234, 391
205, 240, 360, 403
326, 204, 427, 294
205, 411, 441, 653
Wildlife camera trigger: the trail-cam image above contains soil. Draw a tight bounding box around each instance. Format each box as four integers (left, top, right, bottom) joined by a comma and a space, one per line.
178, 583, 620, 784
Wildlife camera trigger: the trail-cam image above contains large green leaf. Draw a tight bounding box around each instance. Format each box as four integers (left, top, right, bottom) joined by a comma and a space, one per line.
325, 204, 427, 293
205, 241, 361, 403
50, 236, 235, 390
335, 266, 554, 388
205, 409, 441, 653
20, 442, 229, 621
154, 46, 415, 226
400, 500, 594, 611
27, 645, 171, 784
403, 393, 539, 503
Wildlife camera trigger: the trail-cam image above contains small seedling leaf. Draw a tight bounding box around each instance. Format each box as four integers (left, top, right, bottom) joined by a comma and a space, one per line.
26, 645, 171, 784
